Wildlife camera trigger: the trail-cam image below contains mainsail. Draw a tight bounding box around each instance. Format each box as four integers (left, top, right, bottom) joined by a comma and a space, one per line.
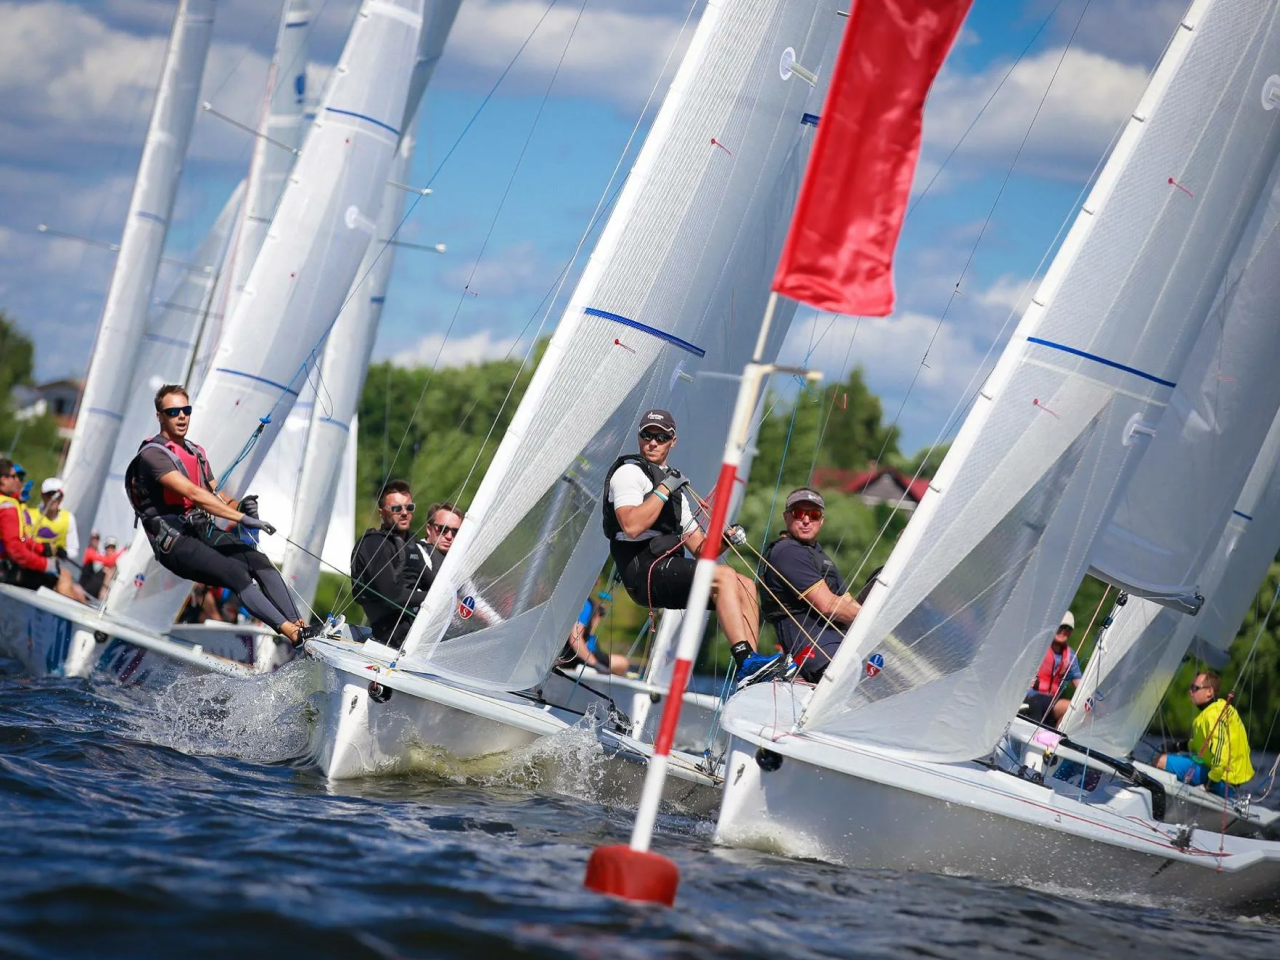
1088, 155, 1280, 609
396, 0, 844, 692
192, 0, 312, 385
61, 0, 217, 537
799, 0, 1280, 762
92, 181, 246, 544
1063, 410, 1280, 756
107, 0, 427, 630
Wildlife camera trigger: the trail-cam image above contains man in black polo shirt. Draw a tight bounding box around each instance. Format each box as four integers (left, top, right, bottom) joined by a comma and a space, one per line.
758, 488, 861, 682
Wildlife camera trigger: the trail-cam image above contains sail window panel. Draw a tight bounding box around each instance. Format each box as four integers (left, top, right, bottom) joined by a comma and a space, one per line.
1091, 164, 1280, 601
800, 0, 1280, 761
397, 0, 843, 684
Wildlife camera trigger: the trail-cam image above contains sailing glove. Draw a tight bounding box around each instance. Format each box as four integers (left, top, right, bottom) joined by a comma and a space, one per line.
239, 515, 277, 537
725, 524, 747, 546
239, 494, 259, 519
660, 470, 690, 496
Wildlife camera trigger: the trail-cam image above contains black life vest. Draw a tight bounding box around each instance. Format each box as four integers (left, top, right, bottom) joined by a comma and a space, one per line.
601, 454, 685, 542
124, 433, 218, 540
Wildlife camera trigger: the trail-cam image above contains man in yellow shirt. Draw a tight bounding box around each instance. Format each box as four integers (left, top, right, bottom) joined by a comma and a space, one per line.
1155, 671, 1254, 797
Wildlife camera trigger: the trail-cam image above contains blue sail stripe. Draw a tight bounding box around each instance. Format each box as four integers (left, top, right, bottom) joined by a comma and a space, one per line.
213, 368, 301, 396
318, 417, 350, 432
801, 113, 820, 127
142, 333, 193, 349
86, 407, 124, 422
135, 211, 166, 224
370, 296, 386, 303
1026, 337, 1176, 388
1233, 510, 1254, 521
584, 307, 706, 358
324, 107, 400, 137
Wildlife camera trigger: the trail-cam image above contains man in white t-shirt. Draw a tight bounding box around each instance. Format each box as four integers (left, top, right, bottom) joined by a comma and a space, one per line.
603, 409, 764, 673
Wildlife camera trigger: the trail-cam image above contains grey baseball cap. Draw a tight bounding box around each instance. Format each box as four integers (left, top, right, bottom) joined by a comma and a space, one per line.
785, 488, 825, 512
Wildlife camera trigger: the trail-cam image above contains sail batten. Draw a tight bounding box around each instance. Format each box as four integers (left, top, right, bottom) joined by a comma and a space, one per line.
800, 0, 1280, 762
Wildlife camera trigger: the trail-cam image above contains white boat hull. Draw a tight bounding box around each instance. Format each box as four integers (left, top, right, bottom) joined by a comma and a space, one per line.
0, 584, 288, 685
716, 695, 1280, 908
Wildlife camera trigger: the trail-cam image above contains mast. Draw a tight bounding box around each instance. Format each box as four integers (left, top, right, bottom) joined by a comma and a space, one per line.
60, 0, 217, 538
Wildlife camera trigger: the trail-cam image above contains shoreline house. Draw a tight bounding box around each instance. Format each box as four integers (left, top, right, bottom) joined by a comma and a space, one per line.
11, 378, 81, 440
811, 462, 930, 513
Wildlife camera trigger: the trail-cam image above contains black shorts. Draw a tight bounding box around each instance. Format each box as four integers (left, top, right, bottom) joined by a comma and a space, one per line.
1021, 692, 1055, 723
13, 568, 58, 591
619, 551, 697, 610
774, 618, 844, 682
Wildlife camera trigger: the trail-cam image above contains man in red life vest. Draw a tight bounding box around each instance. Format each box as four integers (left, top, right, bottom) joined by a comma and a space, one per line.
0, 458, 82, 600
1021, 611, 1081, 727
124, 384, 315, 647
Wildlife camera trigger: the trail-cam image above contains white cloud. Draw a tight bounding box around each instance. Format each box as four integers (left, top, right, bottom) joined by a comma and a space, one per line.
391, 329, 522, 369
440, 240, 557, 298
972, 273, 1035, 317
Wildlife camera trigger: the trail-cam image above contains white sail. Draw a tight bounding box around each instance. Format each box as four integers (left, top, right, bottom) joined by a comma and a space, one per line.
1088, 157, 1280, 609
397, 0, 843, 694
279, 0, 462, 608
1064, 409, 1280, 756
93, 181, 246, 544
62, 0, 217, 538
107, 0, 426, 630
192, 0, 311, 385
798, 0, 1280, 763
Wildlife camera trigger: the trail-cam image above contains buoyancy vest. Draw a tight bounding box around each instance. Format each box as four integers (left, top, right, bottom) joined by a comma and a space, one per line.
124, 434, 217, 539
0, 493, 19, 565
1033, 644, 1076, 697
601, 455, 685, 542
32, 507, 71, 551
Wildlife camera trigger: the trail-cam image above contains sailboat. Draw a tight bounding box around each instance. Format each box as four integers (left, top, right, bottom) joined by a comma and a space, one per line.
0, 0, 429, 686
302, 0, 846, 789
712, 0, 1280, 908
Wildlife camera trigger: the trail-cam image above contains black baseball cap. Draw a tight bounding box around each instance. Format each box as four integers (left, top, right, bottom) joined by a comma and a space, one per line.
638, 409, 677, 434
785, 488, 825, 512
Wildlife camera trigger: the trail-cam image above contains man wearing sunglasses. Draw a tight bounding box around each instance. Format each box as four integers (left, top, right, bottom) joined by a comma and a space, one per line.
351, 479, 431, 648
0, 458, 82, 600
396, 501, 464, 606
123, 384, 312, 646
758, 489, 861, 683
603, 409, 762, 672
1155, 671, 1254, 797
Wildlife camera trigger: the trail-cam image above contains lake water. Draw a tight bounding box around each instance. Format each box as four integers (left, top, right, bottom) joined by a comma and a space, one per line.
3, 656, 1280, 959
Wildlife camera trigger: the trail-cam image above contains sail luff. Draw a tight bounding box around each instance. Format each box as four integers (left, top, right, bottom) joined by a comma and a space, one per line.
106, 0, 427, 630
800, 0, 1280, 762
61, 0, 217, 538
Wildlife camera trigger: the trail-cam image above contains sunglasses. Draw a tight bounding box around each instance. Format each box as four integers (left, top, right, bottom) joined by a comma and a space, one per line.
791, 508, 824, 522
640, 431, 674, 444
387, 503, 415, 514
1189, 684, 1210, 693
161, 405, 193, 418
430, 522, 460, 535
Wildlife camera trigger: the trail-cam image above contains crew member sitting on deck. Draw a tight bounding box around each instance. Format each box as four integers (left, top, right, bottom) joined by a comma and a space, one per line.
1020, 612, 1080, 727
124, 384, 312, 646
758, 488, 861, 683
399, 501, 465, 599
603, 409, 765, 677
559, 595, 631, 676
0, 459, 82, 600
351, 479, 429, 649
1155, 671, 1254, 798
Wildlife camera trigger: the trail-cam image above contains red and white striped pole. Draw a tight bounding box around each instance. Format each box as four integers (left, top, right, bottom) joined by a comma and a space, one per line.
585, 295, 816, 904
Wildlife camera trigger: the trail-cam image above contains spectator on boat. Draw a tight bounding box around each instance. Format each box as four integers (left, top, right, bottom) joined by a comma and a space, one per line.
81, 535, 127, 599
351, 479, 429, 649
32, 477, 80, 563
1155, 671, 1254, 797
602, 409, 764, 677
0, 458, 82, 601
758, 489, 862, 683
1021, 612, 1080, 727
559, 596, 631, 676
123, 384, 313, 647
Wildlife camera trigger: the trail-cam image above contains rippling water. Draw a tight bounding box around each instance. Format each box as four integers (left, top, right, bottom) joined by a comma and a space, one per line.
3, 657, 1280, 960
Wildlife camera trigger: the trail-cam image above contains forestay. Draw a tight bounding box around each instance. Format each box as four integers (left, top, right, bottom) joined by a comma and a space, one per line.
397, 0, 844, 691
800, 0, 1280, 763
192, 0, 312, 385
107, 0, 426, 630
1089, 146, 1280, 608
62, 0, 217, 539
282, 0, 464, 607
1064, 410, 1280, 756
92, 182, 245, 545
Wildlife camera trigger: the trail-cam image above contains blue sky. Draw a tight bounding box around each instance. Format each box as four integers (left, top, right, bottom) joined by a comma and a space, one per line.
0, 0, 1186, 454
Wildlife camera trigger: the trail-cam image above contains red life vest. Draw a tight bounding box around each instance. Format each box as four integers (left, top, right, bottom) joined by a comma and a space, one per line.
1033, 644, 1075, 697
124, 433, 216, 523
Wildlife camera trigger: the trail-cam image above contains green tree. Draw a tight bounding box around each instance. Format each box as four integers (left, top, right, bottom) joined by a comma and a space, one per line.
0, 311, 65, 484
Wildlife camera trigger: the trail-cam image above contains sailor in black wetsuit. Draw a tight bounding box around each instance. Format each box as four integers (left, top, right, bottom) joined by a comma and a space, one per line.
124, 384, 311, 646
603, 409, 766, 675
758, 488, 862, 682
350, 479, 429, 649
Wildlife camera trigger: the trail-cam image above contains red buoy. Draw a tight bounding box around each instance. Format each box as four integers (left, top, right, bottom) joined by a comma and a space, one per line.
583, 845, 679, 905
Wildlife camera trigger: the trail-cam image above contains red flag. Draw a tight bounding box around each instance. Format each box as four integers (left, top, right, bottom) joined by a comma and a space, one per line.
772, 0, 973, 316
